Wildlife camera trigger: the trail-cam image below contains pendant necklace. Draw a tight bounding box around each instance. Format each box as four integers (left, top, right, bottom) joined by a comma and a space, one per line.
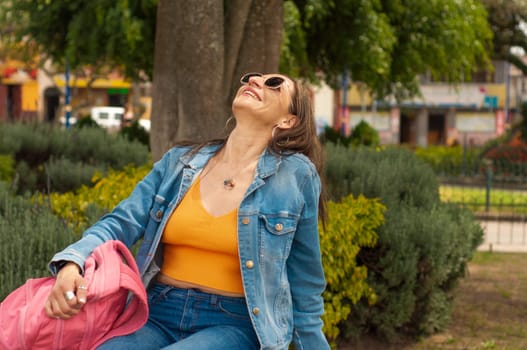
223, 178, 236, 190
222, 158, 258, 190
201, 151, 259, 191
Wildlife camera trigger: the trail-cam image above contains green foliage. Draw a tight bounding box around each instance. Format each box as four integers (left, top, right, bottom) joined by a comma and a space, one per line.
349, 120, 379, 147
119, 120, 150, 149
285, 0, 492, 99
0, 154, 14, 182
520, 101, 527, 141
320, 120, 380, 148
1, 0, 492, 101
483, 144, 527, 176
0, 163, 151, 301
73, 116, 102, 129
0, 122, 150, 194
481, 0, 527, 74
320, 126, 352, 147
36, 164, 151, 234
280, 1, 309, 78
0, 183, 76, 300
44, 157, 101, 194
440, 185, 527, 216
325, 144, 440, 207
320, 194, 385, 344
414, 145, 483, 176
323, 143, 484, 341
0, 0, 157, 80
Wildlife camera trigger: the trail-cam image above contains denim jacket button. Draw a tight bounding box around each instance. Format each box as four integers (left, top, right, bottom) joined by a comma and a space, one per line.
242, 217, 250, 225
245, 260, 254, 269
274, 223, 283, 231
155, 210, 163, 219
252, 307, 260, 315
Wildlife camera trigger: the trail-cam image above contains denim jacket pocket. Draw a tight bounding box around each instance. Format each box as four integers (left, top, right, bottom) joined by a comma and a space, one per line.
260, 214, 298, 235
259, 214, 298, 261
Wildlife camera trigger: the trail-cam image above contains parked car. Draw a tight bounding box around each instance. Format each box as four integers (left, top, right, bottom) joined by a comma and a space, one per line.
91, 106, 124, 130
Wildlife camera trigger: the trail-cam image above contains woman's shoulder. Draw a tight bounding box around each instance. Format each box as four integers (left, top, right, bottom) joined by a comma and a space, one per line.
281, 152, 318, 176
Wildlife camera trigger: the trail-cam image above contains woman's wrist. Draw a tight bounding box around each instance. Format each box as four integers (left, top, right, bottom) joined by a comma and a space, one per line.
57, 260, 82, 275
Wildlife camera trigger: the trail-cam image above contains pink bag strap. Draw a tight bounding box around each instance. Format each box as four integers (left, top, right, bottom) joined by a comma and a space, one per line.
87, 241, 149, 348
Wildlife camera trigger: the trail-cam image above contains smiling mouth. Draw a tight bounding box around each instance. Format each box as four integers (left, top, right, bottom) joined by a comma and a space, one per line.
243, 89, 261, 101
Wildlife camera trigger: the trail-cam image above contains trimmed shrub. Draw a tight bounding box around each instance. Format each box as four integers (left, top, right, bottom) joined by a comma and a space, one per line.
414, 145, 482, 176
120, 120, 150, 149
0, 154, 14, 182
320, 121, 380, 148
326, 145, 440, 208
0, 122, 150, 194
321, 194, 385, 345
36, 164, 151, 234
44, 157, 101, 194
320, 125, 352, 147
0, 183, 76, 300
349, 120, 379, 147
72, 116, 101, 129
324, 144, 484, 342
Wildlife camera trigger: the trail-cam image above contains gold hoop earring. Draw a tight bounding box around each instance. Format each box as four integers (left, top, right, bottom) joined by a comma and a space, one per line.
271, 125, 280, 138
224, 116, 236, 131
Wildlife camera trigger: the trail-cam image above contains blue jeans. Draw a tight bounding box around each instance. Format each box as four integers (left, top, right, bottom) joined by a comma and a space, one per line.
98, 283, 259, 350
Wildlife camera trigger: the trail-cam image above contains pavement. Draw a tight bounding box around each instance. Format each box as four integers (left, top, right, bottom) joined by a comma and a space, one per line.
478, 220, 527, 253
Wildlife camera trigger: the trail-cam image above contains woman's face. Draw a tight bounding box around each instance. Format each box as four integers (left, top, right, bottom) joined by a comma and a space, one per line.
232, 73, 295, 127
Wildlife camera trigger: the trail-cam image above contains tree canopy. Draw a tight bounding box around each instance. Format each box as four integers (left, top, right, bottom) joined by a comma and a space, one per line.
481, 0, 527, 75
0, 0, 494, 156
2, 1, 493, 94
0, 0, 157, 80
282, 0, 492, 99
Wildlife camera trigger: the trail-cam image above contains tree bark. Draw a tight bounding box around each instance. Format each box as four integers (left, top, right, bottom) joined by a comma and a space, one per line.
150, 0, 283, 160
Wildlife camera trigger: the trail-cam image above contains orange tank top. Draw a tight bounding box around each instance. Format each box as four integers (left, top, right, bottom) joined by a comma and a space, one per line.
160, 177, 243, 294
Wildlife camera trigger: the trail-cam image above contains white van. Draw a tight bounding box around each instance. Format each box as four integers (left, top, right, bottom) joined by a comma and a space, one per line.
91, 106, 125, 130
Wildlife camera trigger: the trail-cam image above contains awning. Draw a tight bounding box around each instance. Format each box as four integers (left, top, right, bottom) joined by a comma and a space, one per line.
54, 76, 131, 89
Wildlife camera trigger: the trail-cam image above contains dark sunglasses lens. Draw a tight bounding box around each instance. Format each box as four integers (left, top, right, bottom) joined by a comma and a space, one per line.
241, 73, 262, 84
265, 77, 285, 88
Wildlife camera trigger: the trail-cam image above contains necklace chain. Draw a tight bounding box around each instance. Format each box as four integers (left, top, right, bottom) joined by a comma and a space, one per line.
201, 154, 258, 191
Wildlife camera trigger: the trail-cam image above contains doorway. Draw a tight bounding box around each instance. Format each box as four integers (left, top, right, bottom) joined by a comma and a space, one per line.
428, 113, 446, 145
44, 87, 61, 122
400, 113, 417, 145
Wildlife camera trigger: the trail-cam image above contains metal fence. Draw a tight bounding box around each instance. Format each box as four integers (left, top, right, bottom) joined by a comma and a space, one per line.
438, 160, 527, 252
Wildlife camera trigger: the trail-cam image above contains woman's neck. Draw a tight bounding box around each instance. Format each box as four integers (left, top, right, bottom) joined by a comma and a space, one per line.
220, 128, 268, 164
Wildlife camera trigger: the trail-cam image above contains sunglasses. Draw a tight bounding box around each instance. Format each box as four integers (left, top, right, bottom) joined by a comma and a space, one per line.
240, 73, 287, 90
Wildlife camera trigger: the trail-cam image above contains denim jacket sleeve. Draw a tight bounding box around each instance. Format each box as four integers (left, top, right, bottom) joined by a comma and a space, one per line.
48, 148, 182, 275
287, 170, 330, 350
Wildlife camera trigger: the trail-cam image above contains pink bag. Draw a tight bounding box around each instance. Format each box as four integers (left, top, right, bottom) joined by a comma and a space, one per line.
0, 240, 149, 350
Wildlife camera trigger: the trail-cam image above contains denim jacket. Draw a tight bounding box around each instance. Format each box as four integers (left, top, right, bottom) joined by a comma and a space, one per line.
50, 145, 330, 350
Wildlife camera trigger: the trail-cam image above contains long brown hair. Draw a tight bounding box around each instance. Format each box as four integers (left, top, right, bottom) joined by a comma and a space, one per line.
268, 78, 327, 223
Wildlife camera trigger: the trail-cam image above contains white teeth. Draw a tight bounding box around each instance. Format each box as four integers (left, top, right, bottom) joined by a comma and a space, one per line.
244, 90, 258, 99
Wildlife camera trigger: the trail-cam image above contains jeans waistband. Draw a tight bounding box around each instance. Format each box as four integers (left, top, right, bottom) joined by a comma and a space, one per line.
152, 281, 246, 304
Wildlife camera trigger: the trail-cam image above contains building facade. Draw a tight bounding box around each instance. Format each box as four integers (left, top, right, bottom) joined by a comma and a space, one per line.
329, 59, 525, 147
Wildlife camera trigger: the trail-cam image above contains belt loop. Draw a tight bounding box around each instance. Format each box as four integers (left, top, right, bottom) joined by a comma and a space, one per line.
210, 294, 218, 306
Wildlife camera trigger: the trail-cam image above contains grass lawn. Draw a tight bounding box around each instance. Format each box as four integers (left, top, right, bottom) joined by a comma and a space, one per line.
440, 185, 527, 216
339, 252, 527, 350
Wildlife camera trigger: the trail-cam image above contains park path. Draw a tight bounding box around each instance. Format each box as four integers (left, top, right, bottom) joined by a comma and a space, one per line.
478, 219, 527, 252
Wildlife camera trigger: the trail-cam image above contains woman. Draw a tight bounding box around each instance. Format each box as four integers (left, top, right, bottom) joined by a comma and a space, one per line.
45, 72, 330, 350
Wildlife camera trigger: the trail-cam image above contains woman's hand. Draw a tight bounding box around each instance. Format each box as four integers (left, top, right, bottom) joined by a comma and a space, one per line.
44, 262, 88, 319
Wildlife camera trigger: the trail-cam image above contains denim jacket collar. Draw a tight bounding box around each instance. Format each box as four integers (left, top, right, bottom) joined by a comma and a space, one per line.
180, 144, 282, 180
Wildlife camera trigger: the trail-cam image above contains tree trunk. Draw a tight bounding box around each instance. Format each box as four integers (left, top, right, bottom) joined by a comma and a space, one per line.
150, 0, 283, 161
